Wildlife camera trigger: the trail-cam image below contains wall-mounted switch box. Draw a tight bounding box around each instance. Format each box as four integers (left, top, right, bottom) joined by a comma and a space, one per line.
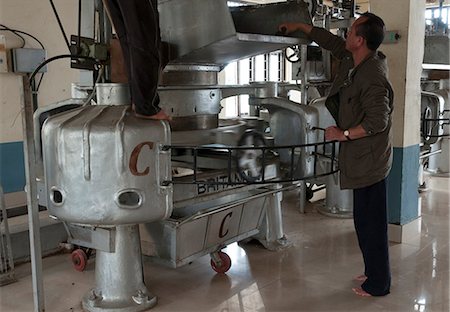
383, 31, 401, 44
10, 48, 47, 74
0, 35, 8, 73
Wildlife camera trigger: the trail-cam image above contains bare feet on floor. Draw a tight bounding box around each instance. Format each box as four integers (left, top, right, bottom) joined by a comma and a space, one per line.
354, 274, 368, 282
352, 287, 372, 297
135, 109, 172, 121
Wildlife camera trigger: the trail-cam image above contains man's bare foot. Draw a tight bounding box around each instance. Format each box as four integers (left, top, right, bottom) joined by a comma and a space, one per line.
354, 274, 368, 282
135, 109, 172, 121
352, 287, 372, 297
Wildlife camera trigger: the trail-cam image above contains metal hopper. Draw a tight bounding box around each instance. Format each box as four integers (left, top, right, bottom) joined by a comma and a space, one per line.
159, 0, 312, 67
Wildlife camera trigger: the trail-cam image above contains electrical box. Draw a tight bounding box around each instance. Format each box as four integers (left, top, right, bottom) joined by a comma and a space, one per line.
0, 35, 8, 73
10, 48, 47, 73
291, 46, 331, 82
383, 31, 400, 44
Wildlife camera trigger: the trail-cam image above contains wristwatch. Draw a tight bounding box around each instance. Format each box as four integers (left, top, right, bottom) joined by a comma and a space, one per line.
343, 129, 351, 140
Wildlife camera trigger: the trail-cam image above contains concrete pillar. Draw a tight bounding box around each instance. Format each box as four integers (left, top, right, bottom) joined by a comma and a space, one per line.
371, 0, 426, 243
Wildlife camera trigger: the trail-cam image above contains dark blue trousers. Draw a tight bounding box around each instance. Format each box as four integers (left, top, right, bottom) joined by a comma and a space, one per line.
104, 0, 162, 116
353, 178, 391, 296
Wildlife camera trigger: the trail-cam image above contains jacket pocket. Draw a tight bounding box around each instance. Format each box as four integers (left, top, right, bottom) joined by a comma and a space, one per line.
345, 146, 374, 178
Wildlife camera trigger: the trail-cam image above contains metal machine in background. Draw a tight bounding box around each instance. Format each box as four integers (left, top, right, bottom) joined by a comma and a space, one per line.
35, 1, 338, 311
284, 0, 356, 217
420, 83, 450, 184
420, 3, 450, 186
309, 97, 353, 217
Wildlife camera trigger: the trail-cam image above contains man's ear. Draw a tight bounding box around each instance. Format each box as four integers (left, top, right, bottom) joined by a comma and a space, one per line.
357, 36, 366, 48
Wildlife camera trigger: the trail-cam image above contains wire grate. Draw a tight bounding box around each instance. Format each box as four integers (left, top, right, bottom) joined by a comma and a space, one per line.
0, 186, 16, 286
421, 112, 450, 140
164, 139, 339, 186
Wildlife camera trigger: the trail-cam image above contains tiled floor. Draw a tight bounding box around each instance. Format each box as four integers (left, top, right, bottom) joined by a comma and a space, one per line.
1, 175, 449, 312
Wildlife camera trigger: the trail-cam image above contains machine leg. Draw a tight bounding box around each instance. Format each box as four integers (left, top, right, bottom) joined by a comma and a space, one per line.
82, 225, 156, 312
298, 181, 307, 213
255, 183, 291, 251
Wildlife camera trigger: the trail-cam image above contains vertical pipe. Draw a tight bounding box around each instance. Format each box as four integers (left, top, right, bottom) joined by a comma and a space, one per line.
266, 183, 284, 240
298, 180, 306, 213
96, 0, 112, 81
21, 76, 45, 311
300, 45, 308, 105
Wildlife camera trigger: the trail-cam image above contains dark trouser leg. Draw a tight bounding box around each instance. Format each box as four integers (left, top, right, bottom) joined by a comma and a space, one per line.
106, 0, 161, 116
104, 0, 131, 79
353, 178, 391, 296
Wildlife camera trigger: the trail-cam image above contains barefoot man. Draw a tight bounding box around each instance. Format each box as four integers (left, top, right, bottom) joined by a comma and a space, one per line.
280, 13, 393, 297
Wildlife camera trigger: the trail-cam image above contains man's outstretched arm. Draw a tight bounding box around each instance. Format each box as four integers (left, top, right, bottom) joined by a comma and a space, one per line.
278, 22, 349, 60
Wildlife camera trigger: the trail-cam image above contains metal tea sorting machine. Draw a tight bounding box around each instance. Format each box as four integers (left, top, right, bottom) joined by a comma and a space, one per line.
34, 1, 340, 311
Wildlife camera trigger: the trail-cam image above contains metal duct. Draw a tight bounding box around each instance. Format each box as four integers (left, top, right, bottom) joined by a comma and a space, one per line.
159, 0, 312, 67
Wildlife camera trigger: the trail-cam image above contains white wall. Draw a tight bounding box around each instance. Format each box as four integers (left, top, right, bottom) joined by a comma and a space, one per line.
371, 0, 425, 148
0, 0, 79, 143
0, 0, 80, 206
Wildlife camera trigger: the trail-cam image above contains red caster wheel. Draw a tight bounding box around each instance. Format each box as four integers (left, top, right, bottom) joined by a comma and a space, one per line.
210, 251, 231, 274
71, 249, 88, 272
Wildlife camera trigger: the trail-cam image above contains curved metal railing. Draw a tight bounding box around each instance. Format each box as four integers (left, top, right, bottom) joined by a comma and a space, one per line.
162, 139, 338, 186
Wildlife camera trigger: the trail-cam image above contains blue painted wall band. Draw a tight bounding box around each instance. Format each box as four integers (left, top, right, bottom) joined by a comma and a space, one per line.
387, 145, 420, 225
0, 141, 26, 193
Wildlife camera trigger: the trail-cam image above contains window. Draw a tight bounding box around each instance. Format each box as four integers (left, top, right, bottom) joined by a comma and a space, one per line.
425, 6, 450, 34
221, 51, 285, 118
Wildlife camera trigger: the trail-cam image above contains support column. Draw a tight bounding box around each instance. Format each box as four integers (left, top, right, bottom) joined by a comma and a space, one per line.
371, 0, 426, 243
255, 183, 290, 250
82, 225, 156, 312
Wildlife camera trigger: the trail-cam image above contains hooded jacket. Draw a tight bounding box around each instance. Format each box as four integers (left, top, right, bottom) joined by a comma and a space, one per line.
309, 27, 394, 189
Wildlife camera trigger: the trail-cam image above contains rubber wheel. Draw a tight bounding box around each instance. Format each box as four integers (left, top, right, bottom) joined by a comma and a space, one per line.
210, 251, 232, 274
71, 249, 88, 272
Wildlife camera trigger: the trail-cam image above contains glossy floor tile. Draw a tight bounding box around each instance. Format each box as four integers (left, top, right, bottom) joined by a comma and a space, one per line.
1, 175, 448, 312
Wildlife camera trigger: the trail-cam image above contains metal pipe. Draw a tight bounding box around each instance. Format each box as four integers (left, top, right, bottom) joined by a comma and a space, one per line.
48, 0, 71, 52
96, 0, 112, 81
266, 183, 284, 240
420, 149, 442, 159
300, 45, 308, 104
298, 180, 306, 213
21, 75, 45, 311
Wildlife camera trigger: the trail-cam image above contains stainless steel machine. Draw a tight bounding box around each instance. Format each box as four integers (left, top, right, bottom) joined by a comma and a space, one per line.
420, 3, 450, 182
420, 85, 450, 182
36, 1, 340, 311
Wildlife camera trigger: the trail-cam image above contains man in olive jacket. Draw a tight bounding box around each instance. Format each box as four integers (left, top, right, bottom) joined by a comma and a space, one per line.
280, 13, 393, 297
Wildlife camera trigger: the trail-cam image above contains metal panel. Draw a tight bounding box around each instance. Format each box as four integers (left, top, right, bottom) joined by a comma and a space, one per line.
205, 205, 243, 248
230, 0, 311, 38
141, 189, 280, 268
65, 224, 116, 252
11, 48, 47, 73
42, 105, 173, 225
423, 36, 450, 65
159, 87, 221, 117
421, 91, 445, 145
159, 0, 236, 62
239, 196, 265, 234
177, 217, 208, 260
171, 33, 303, 66
159, 0, 311, 66
251, 97, 319, 179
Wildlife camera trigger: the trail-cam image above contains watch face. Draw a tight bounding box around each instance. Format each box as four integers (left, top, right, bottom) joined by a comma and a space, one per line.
344, 130, 349, 136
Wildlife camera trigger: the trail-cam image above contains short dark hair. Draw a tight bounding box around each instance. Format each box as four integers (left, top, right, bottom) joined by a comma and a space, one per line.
356, 12, 386, 51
